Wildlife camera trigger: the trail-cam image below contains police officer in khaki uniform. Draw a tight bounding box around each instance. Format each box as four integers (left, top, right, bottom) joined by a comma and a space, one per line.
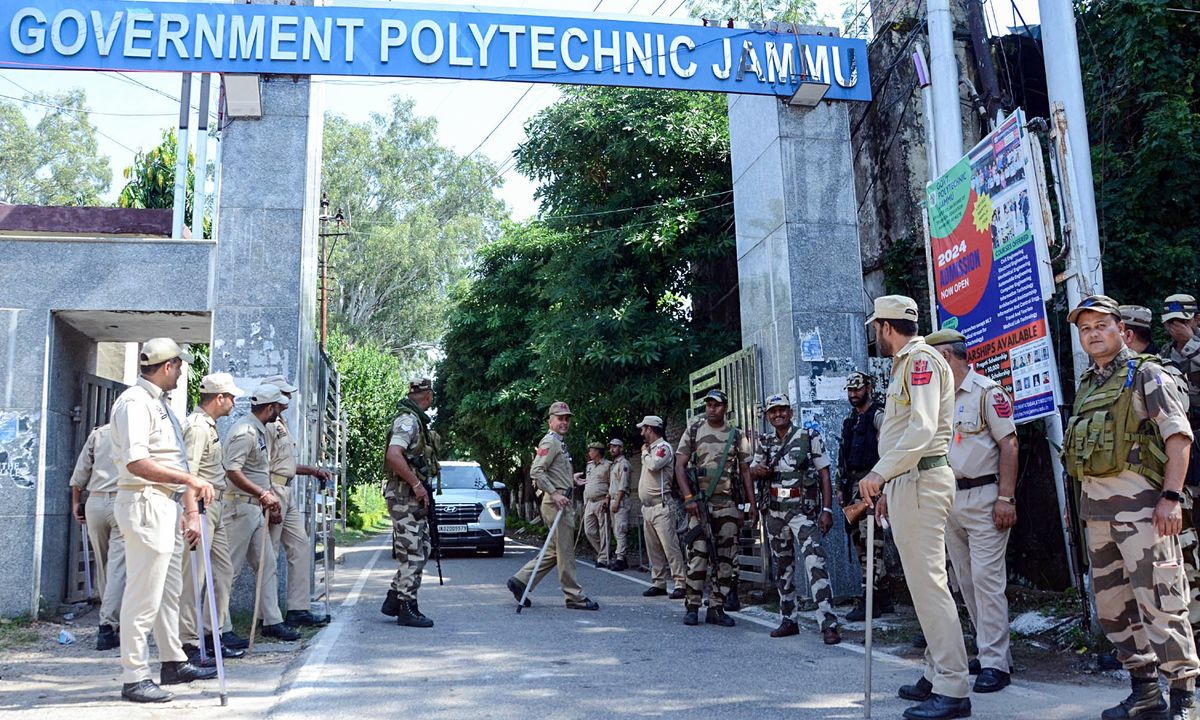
637, 415, 687, 599
608, 439, 631, 571
109, 338, 217, 703
70, 423, 124, 651
222, 385, 300, 642
927, 329, 1018, 694
580, 442, 614, 568
178, 373, 247, 662
507, 402, 599, 611
1067, 295, 1200, 720
858, 297, 970, 720
262, 374, 333, 627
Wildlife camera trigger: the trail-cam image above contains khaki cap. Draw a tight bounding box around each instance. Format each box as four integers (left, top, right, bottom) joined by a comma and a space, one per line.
1162, 294, 1198, 323
1067, 295, 1122, 323
250, 384, 289, 406
925, 329, 967, 346
548, 401, 573, 417
139, 337, 194, 366
261, 374, 298, 393
845, 371, 874, 390
765, 393, 791, 410
608, 439, 624, 447
198, 372, 244, 396
587, 442, 606, 452
636, 415, 664, 428
409, 378, 433, 394
1119, 305, 1152, 330
865, 295, 919, 325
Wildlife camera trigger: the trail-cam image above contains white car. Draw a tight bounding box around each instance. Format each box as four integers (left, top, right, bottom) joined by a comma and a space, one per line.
430, 461, 507, 557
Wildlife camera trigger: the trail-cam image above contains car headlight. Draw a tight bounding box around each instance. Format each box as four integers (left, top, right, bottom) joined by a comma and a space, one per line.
486, 500, 503, 520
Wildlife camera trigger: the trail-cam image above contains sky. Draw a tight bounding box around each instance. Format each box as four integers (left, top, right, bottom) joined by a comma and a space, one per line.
0, 0, 1040, 220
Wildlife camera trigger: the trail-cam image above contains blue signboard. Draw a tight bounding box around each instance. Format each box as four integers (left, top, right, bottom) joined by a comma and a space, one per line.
0, 1, 870, 101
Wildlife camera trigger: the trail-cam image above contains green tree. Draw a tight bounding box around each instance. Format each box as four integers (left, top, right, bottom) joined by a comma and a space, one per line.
685, 0, 816, 23
321, 96, 507, 359
118, 128, 211, 237
327, 330, 408, 490
0, 89, 110, 205
1077, 0, 1200, 312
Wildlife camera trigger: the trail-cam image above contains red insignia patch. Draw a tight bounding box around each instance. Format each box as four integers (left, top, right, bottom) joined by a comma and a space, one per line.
655, 447, 667, 458
537, 447, 549, 457
910, 358, 932, 386
992, 392, 1013, 418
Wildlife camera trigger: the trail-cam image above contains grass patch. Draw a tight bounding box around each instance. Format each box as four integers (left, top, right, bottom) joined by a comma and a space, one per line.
334, 516, 392, 547
506, 514, 548, 538
227, 610, 322, 644
0, 616, 40, 651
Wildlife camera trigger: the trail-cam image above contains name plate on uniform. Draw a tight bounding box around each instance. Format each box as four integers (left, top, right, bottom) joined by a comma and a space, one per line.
439, 524, 468, 534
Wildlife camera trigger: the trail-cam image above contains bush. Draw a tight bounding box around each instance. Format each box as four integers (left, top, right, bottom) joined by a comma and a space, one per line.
348, 483, 388, 530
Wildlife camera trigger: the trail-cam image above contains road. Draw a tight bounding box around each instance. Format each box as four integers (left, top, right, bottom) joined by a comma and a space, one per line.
265, 534, 1117, 720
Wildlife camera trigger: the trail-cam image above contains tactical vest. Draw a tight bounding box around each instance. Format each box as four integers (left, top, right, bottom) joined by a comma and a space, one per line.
1064, 355, 1168, 488
385, 407, 441, 491
772, 431, 814, 487
841, 404, 880, 473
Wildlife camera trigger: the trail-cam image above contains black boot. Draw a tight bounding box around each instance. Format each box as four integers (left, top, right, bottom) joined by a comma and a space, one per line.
395, 600, 434, 628
683, 608, 699, 626
410, 600, 429, 620
705, 607, 736, 627
122, 679, 173, 703
218, 631, 249, 650
1102, 677, 1166, 720
1171, 689, 1195, 720
286, 609, 331, 626
725, 579, 741, 611
96, 624, 119, 651
846, 595, 869, 622
771, 619, 800, 638
261, 623, 301, 641
160, 660, 218, 685
876, 588, 896, 614
381, 589, 403, 617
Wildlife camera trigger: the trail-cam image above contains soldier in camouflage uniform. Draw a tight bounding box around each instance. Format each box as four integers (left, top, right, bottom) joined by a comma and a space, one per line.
1161, 295, 1200, 635
608, 440, 631, 571
674, 389, 756, 628
1067, 295, 1200, 720
380, 379, 439, 628
750, 393, 840, 644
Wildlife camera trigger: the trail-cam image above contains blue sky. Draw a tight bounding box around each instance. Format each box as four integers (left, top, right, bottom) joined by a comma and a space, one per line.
0, 0, 1039, 220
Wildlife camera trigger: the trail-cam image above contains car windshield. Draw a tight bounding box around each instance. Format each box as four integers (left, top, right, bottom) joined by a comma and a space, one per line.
438, 465, 488, 490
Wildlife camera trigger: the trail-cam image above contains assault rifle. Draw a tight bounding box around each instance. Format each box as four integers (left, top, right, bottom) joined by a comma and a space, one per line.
420, 477, 444, 586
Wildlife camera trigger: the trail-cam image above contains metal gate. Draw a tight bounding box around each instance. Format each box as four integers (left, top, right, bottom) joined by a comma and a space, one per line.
65, 374, 128, 604
305, 349, 344, 618
686, 346, 770, 589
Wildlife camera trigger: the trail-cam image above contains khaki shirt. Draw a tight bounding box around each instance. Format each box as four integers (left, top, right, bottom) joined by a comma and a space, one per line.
110, 377, 187, 493
268, 418, 298, 486
69, 424, 120, 494
531, 431, 573, 496
224, 415, 272, 494
388, 411, 421, 451
183, 410, 228, 492
610, 457, 631, 498
949, 369, 1017, 480
639, 438, 675, 503
1080, 348, 1194, 522
872, 337, 954, 482
583, 459, 612, 501
676, 418, 751, 497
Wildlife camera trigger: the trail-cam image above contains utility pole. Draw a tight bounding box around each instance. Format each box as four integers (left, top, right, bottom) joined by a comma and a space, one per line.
927, 0, 964, 175
317, 194, 348, 351
965, 0, 1004, 126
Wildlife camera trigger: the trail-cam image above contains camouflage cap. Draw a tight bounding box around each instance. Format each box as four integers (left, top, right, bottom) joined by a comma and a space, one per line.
548, 401, 573, 417
1162, 294, 1198, 323
139, 337, 194, 366
1119, 305, 1152, 330
865, 295, 919, 325
925, 328, 967, 346
408, 377, 433, 394
608, 438, 624, 447
587, 442, 606, 452
845, 371, 874, 390
703, 389, 728, 404
1067, 294, 1122, 324
765, 393, 791, 410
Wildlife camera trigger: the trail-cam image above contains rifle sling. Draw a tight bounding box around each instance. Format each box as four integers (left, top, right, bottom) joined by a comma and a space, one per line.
702, 426, 739, 501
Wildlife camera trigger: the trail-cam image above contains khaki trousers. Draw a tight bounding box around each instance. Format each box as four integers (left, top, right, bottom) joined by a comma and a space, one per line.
224, 499, 284, 628
885, 466, 970, 698
611, 504, 629, 559
268, 482, 312, 613
582, 498, 611, 564
84, 493, 125, 627
114, 488, 187, 684
179, 499, 233, 645
514, 500, 585, 602
642, 502, 686, 590
945, 482, 1012, 672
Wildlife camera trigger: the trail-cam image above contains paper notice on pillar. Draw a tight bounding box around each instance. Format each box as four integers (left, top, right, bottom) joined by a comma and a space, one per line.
800, 330, 824, 362
925, 109, 1059, 423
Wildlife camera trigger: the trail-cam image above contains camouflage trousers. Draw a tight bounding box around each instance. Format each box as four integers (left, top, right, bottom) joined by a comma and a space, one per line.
1087, 519, 1200, 687
845, 481, 892, 592
766, 507, 837, 631
684, 501, 740, 611
1179, 490, 1200, 632
388, 496, 431, 601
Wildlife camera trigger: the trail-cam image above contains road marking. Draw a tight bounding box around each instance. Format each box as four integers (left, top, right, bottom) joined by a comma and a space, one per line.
341, 547, 384, 608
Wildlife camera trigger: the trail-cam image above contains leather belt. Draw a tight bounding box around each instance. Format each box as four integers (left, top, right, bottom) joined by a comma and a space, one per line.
641, 497, 664, 507
918, 455, 949, 471
957, 474, 998, 491
271, 473, 293, 487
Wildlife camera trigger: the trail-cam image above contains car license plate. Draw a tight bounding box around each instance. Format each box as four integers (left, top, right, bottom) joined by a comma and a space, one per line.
440, 524, 468, 533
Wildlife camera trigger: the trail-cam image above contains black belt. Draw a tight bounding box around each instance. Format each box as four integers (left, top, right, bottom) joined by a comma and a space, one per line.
957, 474, 998, 491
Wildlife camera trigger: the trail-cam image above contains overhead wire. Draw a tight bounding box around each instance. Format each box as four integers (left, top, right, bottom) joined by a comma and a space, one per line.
0, 75, 140, 153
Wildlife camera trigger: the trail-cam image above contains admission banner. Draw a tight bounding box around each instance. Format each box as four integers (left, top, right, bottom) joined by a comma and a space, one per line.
926, 109, 1059, 423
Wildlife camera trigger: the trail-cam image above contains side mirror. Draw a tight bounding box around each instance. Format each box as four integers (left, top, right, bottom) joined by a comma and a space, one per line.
490, 481, 505, 491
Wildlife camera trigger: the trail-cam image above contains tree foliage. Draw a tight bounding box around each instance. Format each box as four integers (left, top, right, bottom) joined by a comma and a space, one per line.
684, 0, 816, 23
1077, 0, 1200, 311
437, 87, 740, 491
321, 96, 506, 358
327, 330, 408, 489
118, 128, 211, 237
0, 89, 110, 206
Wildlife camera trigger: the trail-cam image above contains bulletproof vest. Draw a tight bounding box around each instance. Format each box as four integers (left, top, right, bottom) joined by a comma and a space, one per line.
1064, 354, 1168, 488
841, 404, 880, 472
386, 407, 440, 485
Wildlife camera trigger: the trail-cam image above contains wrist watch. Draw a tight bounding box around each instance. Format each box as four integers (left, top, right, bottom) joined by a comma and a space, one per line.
997, 495, 1015, 505
1162, 490, 1183, 503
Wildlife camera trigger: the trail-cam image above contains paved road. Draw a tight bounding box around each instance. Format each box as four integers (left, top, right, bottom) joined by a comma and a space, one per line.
266, 534, 1117, 720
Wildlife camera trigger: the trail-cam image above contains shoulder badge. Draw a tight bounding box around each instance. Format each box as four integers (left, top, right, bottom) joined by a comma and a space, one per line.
655, 446, 667, 458
992, 391, 1013, 418
910, 358, 932, 386
537, 446, 549, 457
